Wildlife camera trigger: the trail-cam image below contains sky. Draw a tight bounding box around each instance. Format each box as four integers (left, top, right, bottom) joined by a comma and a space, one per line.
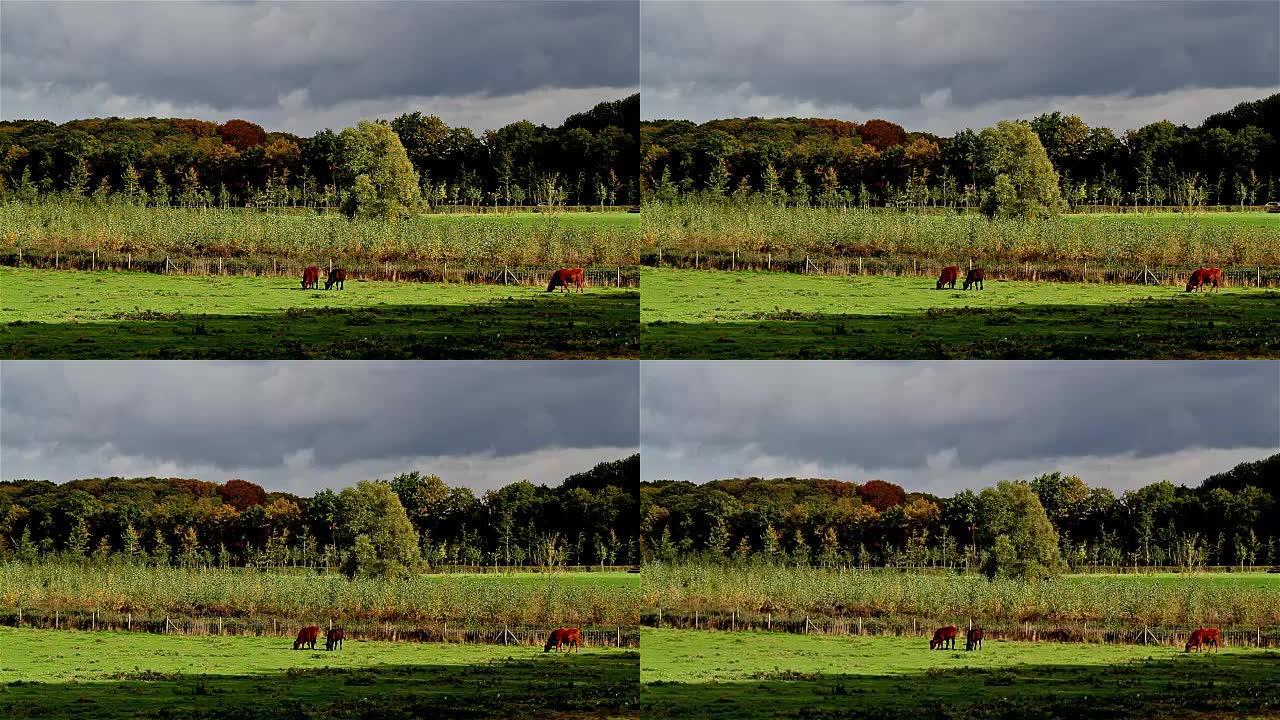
0, 361, 639, 495
641, 1, 1280, 133
641, 361, 1280, 495
0, 0, 639, 135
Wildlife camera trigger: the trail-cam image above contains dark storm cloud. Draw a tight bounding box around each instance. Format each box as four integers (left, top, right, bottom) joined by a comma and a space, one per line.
641, 1, 1279, 131
1, 1, 638, 132
0, 362, 638, 492
641, 362, 1279, 492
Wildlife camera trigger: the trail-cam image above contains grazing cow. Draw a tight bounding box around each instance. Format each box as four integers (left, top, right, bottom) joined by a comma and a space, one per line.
929, 625, 959, 650
293, 625, 319, 650
544, 627, 582, 653
546, 268, 585, 293
963, 268, 985, 291
326, 628, 345, 651
325, 268, 346, 290
302, 266, 320, 290
1186, 627, 1222, 653
1186, 267, 1224, 292
936, 266, 960, 290
966, 627, 984, 651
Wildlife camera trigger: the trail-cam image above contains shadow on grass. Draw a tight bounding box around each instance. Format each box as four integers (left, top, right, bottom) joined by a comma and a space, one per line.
1, 292, 639, 359
1, 652, 639, 720
642, 292, 1279, 359
642, 651, 1279, 720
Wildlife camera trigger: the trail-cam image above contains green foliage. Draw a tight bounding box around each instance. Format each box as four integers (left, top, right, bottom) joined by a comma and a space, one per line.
978, 121, 1065, 219
337, 121, 421, 219
977, 481, 1063, 580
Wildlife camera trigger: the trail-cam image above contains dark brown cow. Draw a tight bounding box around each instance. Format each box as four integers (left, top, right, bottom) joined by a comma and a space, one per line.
930, 625, 958, 650
1186, 627, 1222, 653
294, 625, 319, 650
547, 268, 585, 293
966, 627, 984, 651
325, 268, 346, 290
326, 628, 345, 651
1186, 267, 1223, 292
302, 266, 320, 290
544, 627, 582, 653
936, 266, 960, 290
963, 268, 985, 290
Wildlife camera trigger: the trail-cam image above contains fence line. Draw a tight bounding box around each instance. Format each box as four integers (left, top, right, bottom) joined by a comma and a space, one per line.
642, 609, 1278, 649
0, 251, 640, 288
642, 250, 1280, 288
0, 607, 638, 648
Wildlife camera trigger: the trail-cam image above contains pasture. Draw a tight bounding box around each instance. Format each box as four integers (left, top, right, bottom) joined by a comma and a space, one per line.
639, 268, 1279, 358
0, 627, 639, 719
640, 628, 1280, 719
0, 267, 639, 358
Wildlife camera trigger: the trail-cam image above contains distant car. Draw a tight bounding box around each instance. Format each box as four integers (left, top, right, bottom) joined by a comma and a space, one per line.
1266, 201, 1280, 213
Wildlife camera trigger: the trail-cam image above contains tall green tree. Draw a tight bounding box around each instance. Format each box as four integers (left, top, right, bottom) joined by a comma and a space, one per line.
337, 121, 421, 219
977, 121, 1065, 219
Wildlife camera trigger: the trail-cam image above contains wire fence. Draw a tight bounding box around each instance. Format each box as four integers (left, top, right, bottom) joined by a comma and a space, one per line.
0, 250, 640, 288
642, 609, 1280, 649
0, 607, 639, 648
642, 249, 1280, 288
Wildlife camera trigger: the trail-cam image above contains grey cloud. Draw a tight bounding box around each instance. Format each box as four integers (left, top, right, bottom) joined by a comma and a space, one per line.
641, 1, 1279, 131
1, 1, 638, 132
1, 361, 639, 491
640, 361, 1279, 491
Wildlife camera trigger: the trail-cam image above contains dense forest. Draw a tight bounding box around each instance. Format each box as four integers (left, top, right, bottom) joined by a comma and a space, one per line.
641, 94, 1279, 210
0, 455, 639, 573
641, 455, 1279, 574
0, 95, 638, 209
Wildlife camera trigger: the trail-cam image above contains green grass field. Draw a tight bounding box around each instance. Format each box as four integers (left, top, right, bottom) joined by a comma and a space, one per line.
0, 628, 638, 719
640, 628, 1280, 719
639, 268, 1279, 358
2, 563, 641, 627
0, 268, 639, 358
642, 564, 1280, 628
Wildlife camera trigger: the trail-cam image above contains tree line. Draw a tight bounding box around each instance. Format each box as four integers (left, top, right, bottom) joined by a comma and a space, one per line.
0, 455, 639, 578
640, 454, 1278, 579
641, 94, 1278, 212
0, 94, 638, 214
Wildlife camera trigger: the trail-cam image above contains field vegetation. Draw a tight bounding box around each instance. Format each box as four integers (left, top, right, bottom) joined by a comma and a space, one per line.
2, 201, 641, 270
0, 628, 639, 719
641, 563, 1280, 629
1, 563, 639, 629
642, 201, 1280, 268
640, 628, 1279, 720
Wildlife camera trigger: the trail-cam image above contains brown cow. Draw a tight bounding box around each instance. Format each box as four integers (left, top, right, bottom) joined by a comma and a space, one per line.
301, 266, 320, 290
930, 625, 958, 650
966, 627, 984, 651
325, 268, 346, 290
1186, 267, 1223, 292
1186, 627, 1222, 653
936, 266, 960, 290
963, 268, 985, 291
293, 625, 319, 650
544, 627, 582, 653
325, 628, 344, 651
547, 268, 585, 293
